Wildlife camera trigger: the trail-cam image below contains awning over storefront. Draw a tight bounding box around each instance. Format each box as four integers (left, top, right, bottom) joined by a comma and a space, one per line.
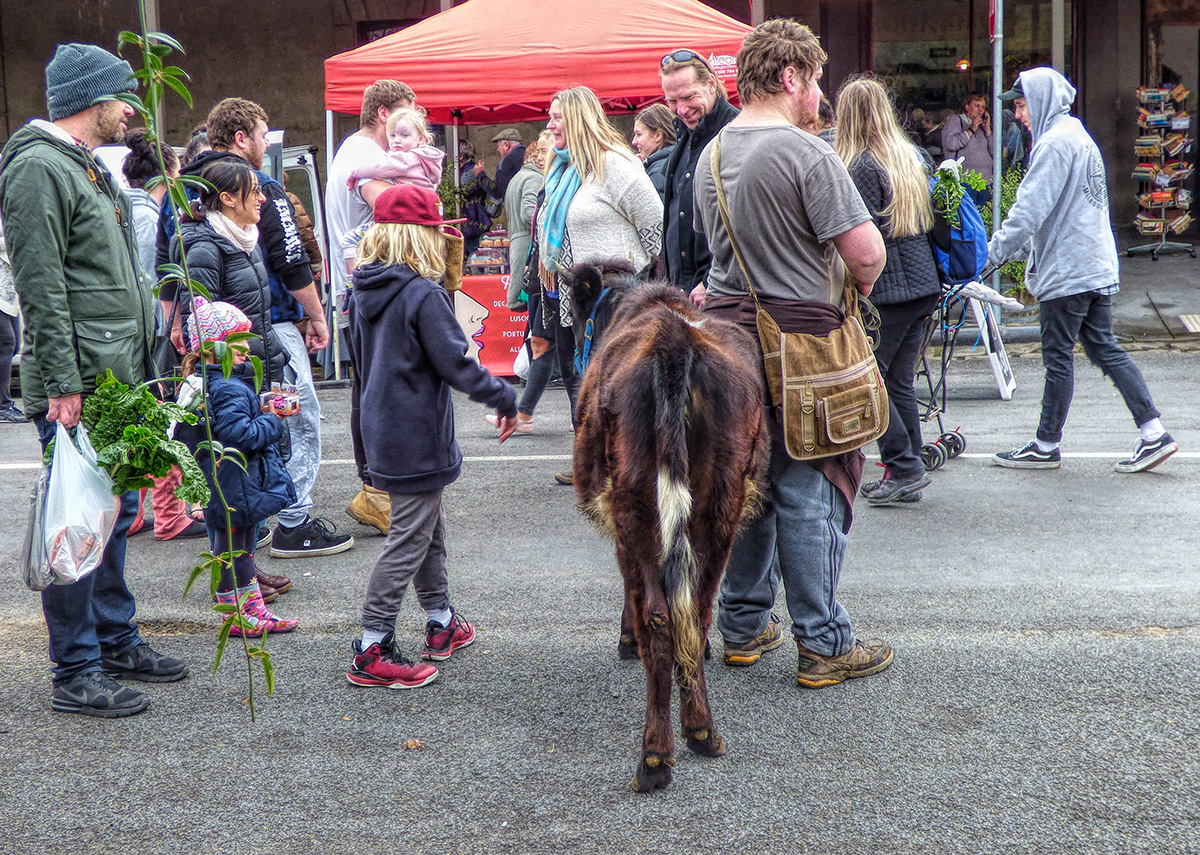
323, 0, 753, 124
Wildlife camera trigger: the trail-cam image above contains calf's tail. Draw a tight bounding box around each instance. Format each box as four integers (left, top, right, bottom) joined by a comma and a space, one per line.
652, 344, 703, 685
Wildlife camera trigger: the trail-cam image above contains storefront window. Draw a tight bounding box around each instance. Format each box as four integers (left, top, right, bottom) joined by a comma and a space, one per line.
872, 0, 1073, 119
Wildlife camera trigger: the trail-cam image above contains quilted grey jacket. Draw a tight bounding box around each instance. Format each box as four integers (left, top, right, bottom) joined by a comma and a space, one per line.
846, 150, 941, 306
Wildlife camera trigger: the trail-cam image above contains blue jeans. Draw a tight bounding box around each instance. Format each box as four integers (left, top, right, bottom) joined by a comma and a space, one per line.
718, 443, 855, 657
1037, 290, 1159, 443
34, 416, 142, 681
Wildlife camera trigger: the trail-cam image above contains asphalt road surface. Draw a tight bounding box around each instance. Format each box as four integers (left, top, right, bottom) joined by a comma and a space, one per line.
1, 348, 1197, 854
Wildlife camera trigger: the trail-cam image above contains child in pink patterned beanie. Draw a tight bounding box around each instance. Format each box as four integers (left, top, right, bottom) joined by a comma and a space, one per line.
179, 295, 299, 637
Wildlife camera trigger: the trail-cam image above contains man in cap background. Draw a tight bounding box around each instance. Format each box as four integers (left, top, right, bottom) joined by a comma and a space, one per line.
475, 127, 525, 201
0, 43, 190, 718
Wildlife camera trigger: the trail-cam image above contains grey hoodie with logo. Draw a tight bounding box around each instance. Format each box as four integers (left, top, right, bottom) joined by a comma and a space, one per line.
988, 67, 1120, 301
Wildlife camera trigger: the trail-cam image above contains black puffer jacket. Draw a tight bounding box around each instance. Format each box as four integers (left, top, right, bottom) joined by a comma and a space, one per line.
644, 145, 675, 199
846, 151, 941, 306
662, 98, 739, 290
172, 220, 288, 386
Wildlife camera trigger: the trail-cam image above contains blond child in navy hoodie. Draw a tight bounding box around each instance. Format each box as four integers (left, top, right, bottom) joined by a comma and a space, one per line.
345, 183, 517, 689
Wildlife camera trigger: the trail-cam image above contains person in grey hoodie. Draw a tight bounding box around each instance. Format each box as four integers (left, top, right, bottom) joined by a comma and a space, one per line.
990, 67, 1177, 474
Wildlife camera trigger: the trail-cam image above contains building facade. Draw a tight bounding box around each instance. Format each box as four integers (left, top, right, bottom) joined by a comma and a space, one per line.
0, 0, 1190, 228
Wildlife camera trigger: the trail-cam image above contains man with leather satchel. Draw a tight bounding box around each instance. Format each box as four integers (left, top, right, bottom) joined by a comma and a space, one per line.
693, 19, 895, 688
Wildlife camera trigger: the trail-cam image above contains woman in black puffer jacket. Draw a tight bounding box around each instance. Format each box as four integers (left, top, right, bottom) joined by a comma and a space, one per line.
834, 76, 942, 506
169, 160, 287, 388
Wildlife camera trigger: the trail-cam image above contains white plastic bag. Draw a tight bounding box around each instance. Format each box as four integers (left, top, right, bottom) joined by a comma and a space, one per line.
513, 337, 531, 382
43, 423, 121, 584
18, 467, 53, 591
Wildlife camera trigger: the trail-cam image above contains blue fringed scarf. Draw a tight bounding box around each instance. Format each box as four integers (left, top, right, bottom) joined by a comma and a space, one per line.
538, 147, 581, 274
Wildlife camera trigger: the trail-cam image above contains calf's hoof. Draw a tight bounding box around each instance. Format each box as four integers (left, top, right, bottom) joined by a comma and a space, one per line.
684, 727, 727, 757
631, 753, 675, 792
617, 633, 639, 661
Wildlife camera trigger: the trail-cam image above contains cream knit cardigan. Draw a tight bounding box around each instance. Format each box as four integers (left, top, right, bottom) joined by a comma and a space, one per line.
540, 149, 663, 324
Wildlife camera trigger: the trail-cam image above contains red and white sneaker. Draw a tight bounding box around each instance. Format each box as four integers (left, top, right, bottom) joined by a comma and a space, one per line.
347, 634, 439, 689
421, 612, 476, 661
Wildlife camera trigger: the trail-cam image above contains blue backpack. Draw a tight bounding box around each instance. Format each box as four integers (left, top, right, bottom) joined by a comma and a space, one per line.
929, 178, 989, 284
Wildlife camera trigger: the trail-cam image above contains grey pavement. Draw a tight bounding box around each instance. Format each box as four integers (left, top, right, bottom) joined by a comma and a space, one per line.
1, 349, 1199, 854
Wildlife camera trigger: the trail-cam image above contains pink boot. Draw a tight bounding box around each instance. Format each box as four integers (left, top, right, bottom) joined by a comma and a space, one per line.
215, 584, 299, 636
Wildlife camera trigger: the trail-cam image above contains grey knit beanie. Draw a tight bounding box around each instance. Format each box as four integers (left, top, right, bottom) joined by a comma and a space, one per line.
45, 43, 136, 121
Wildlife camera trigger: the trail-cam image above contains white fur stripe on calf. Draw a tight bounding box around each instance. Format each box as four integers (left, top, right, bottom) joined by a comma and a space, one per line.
657, 468, 693, 563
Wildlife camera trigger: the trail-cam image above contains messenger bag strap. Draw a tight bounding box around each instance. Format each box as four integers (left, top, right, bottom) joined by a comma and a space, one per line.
709, 131, 763, 313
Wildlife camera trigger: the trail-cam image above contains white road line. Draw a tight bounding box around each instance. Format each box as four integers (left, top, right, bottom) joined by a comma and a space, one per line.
4, 451, 1200, 471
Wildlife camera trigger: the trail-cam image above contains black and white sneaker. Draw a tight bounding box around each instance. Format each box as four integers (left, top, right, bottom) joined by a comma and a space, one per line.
994, 441, 1061, 469
1115, 433, 1178, 473
51, 671, 150, 718
866, 470, 932, 506
269, 516, 355, 558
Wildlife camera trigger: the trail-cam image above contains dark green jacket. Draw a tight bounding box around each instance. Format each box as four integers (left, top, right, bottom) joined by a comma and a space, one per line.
0, 121, 155, 415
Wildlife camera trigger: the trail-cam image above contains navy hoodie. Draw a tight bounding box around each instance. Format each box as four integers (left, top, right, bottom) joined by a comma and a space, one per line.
189, 363, 296, 528
348, 262, 517, 494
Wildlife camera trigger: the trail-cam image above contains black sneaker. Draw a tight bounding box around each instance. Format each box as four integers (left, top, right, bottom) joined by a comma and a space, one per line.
269, 516, 355, 558
52, 671, 150, 717
0, 403, 25, 423
866, 471, 931, 506
256, 523, 273, 548
861, 470, 923, 504
994, 440, 1061, 469
101, 641, 190, 683
1115, 433, 1178, 473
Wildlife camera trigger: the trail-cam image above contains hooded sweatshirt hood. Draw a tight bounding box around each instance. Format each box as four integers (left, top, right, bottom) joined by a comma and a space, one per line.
1017, 67, 1076, 148
351, 260, 421, 323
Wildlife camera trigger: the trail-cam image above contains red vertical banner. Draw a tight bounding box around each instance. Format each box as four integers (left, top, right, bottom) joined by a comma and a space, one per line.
989, 0, 996, 40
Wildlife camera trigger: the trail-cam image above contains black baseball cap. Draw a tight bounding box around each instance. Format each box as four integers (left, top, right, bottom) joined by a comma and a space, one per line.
999, 80, 1024, 101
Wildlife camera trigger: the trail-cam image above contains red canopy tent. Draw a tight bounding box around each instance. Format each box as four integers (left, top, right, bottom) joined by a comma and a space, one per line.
322, 0, 753, 125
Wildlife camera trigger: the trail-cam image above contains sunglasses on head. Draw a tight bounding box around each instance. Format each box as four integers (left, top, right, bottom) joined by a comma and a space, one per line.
661, 49, 711, 71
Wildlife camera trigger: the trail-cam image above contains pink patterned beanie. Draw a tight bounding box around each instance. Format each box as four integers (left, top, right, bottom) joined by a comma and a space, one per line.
186, 295, 252, 350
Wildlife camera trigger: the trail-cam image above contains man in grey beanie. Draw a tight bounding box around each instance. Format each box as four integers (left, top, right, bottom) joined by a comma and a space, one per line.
0, 43, 189, 719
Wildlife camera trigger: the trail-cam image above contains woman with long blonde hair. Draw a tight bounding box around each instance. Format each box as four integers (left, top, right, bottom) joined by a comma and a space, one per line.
529, 85, 663, 485
834, 75, 942, 507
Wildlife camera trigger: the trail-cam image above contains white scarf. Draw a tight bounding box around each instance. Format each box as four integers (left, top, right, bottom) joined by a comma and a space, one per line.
207, 210, 259, 254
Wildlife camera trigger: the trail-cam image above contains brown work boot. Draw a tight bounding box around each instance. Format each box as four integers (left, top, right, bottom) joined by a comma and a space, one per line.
346, 484, 391, 534
795, 639, 893, 688
722, 615, 784, 667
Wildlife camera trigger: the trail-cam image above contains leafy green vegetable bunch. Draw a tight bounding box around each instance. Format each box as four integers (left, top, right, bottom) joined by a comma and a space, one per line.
81, 369, 210, 503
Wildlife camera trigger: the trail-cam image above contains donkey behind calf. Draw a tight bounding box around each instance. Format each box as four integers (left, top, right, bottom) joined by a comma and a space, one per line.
565, 262, 768, 792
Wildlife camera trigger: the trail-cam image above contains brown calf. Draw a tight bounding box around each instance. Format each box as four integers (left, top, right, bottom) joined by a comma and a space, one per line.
565, 263, 768, 792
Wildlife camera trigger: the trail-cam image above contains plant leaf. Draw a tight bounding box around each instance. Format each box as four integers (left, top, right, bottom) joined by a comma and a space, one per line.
250, 355, 264, 393
213, 617, 232, 675
162, 73, 193, 109
148, 31, 186, 53
182, 563, 205, 599
259, 650, 276, 696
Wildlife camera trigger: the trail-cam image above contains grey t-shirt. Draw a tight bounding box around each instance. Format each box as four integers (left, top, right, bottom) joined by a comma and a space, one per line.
693, 124, 871, 306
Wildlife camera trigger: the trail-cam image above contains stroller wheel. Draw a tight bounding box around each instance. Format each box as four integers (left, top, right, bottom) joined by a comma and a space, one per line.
940, 431, 966, 459
921, 442, 946, 471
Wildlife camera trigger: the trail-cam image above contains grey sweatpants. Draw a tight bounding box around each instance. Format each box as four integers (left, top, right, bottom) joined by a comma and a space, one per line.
275, 321, 321, 527
361, 488, 451, 634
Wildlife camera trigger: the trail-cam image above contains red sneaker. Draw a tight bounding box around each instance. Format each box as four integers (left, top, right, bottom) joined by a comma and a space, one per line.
347, 634, 439, 689
421, 612, 476, 661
